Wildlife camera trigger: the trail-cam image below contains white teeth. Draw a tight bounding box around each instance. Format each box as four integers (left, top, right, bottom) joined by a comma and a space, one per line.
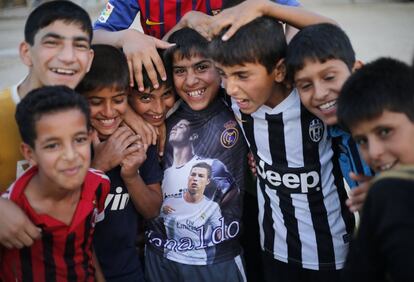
100, 118, 115, 125
379, 162, 395, 171
187, 88, 205, 97
318, 100, 337, 110
152, 115, 163, 119
51, 68, 76, 75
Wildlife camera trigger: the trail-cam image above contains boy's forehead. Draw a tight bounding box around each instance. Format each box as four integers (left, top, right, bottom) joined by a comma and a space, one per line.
34, 20, 90, 42
35, 108, 88, 137
172, 52, 208, 65
295, 58, 350, 78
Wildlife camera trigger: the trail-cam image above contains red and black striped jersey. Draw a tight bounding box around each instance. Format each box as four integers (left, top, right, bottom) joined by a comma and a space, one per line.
0, 166, 110, 282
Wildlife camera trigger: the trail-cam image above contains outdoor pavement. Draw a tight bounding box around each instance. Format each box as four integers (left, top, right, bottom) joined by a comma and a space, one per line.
0, 0, 413, 88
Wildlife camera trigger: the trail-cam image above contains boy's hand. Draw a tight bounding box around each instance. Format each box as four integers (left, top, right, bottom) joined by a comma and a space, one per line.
346, 172, 373, 212
157, 123, 167, 158
121, 29, 174, 91
247, 151, 257, 176
120, 145, 147, 181
0, 198, 41, 249
164, 11, 213, 40
123, 104, 158, 149
91, 127, 141, 172
208, 0, 266, 41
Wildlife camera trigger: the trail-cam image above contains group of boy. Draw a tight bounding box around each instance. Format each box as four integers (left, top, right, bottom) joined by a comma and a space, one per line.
1, 0, 413, 282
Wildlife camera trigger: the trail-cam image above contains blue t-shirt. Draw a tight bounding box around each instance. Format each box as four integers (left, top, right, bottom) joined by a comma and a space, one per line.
93, 145, 163, 281
328, 126, 374, 189
95, 0, 300, 38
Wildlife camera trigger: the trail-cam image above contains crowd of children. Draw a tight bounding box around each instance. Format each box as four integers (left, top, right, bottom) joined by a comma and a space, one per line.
0, 0, 413, 281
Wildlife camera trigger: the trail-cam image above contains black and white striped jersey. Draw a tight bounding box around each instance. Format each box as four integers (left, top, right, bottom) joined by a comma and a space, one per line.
230, 89, 354, 270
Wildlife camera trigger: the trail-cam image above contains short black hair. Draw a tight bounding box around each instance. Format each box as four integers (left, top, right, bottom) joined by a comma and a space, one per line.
134, 49, 172, 92
285, 23, 355, 83
76, 44, 129, 94
24, 0, 92, 45
209, 16, 286, 74
191, 162, 212, 180
165, 27, 210, 62
337, 57, 414, 130
15, 86, 91, 148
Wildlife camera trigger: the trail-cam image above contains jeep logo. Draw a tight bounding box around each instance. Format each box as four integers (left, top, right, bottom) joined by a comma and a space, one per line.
256, 159, 320, 193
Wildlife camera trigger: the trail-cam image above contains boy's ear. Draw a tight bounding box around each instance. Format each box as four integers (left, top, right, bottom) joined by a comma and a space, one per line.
85, 48, 94, 73
274, 58, 286, 83
20, 143, 37, 167
19, 41, 33, 67
352, 60, 364, 73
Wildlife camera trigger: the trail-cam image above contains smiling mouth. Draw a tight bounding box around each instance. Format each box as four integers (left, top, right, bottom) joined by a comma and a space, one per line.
318, 100, 337, 111
51, 68, 77, 75
377, 161, 397, 172
187, 88, 205, 97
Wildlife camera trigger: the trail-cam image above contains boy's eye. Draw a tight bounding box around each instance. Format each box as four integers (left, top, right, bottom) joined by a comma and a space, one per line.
237, 73, 249, 80
75, 136, 88, 144
378, 128, 391, 138
89, 98, 102, 106
173, 68, 185, 76
298, 82, 312, 91
162, 91, 173, 98
43, 40, 59, 47
113, 96, 126, 104
44, 143, 59, 150
74, 42, 90, 51
354, 137, 367, 146
324, 75, 335, 81
195, 63, 210, 72
139, 94, 152, 103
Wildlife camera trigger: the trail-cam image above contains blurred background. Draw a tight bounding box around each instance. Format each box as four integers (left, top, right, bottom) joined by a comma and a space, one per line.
0, 0, 413, 88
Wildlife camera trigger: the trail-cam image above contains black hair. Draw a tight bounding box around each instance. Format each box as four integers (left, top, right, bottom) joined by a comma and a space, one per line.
285, 23, 355, 83
134, 49, 172, 92
337, 57, 414, 130
24, 0, 92, 45
191, 162, 212, 180
15, 86, 91, 148
76, 44, 129, 94
165, 27, 210, 62
209, 16, 286, 74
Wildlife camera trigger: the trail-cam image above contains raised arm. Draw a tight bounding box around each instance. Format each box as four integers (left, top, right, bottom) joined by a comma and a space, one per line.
93, 29, 173, 92
208, 0, 337, 41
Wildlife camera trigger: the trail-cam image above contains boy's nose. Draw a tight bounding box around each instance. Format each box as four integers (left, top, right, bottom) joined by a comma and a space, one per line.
184, 72, 199, 87
368, 138, 385, 161
58, 43, 76, 63
314, 81, 329, 101
224, 78, 238, 97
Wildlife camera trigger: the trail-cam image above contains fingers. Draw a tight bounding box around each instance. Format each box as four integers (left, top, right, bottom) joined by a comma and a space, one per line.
158, 124, 166, 157
221, 24, 241, 41
132, 56, 145, 92
91, 130, 101, 148
349, 172, 373, 182
346, 183, 370, 212
140, 51, 164, 91
127, 59, 134, 87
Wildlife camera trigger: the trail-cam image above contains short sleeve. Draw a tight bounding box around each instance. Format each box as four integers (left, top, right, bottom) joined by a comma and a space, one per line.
94, 0, 140, 31
273, 0, 301, 7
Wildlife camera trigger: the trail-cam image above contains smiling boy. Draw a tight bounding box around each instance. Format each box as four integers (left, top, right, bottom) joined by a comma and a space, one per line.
337, 58, 414, 282
145, 28, 248, 282
285, 23, 374, 212
0, 0, 94, 192
0, 86, 109, 281
0, 0, 94, 251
